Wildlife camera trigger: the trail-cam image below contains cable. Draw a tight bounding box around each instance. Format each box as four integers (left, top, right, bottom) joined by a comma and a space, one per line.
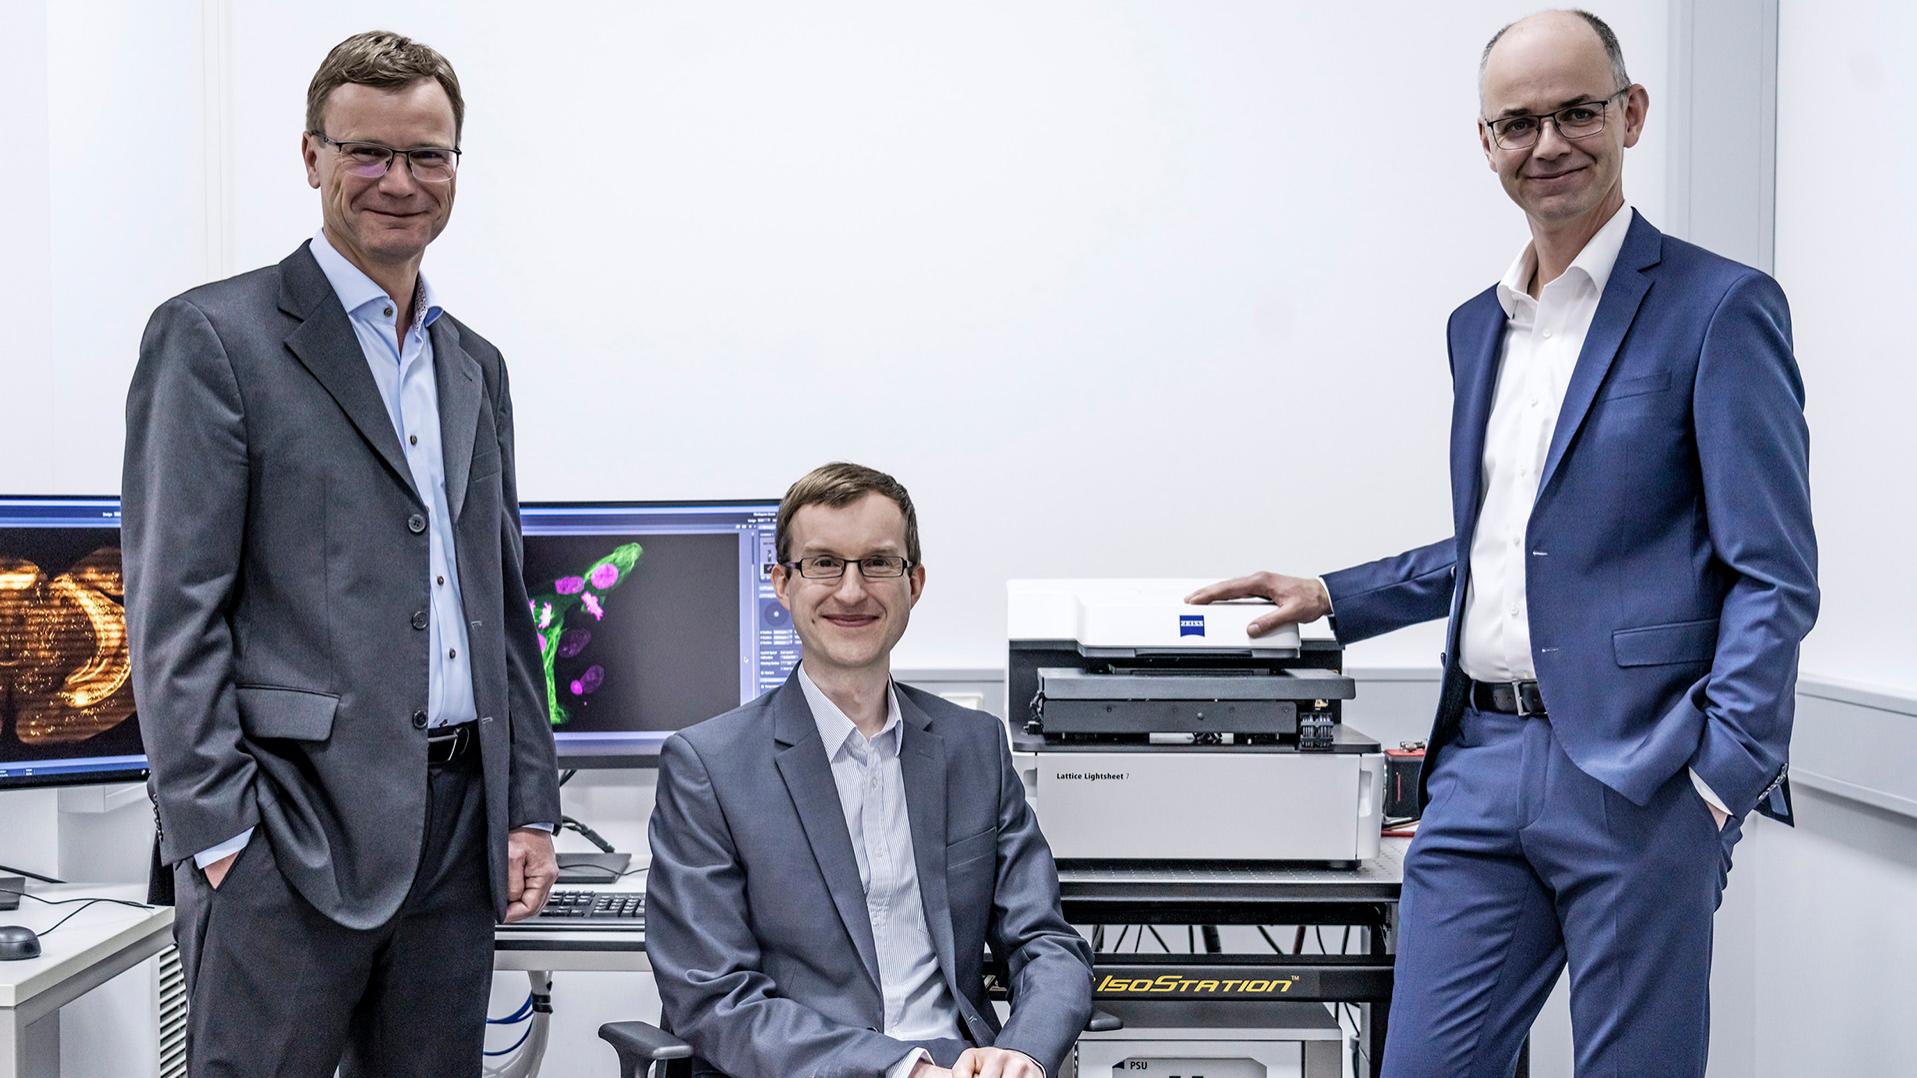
0, 863, 63, 885
0, 888, 155, 937
1146, 927, 1170, 952
1256, 925, 1286, 954
559, 816, 616, 854
558, 769, 578, 787
483, 1024, 533, 1058
489, 993, 535, 1025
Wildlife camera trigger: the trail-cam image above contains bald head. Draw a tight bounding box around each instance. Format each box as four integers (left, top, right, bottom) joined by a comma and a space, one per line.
1480, 9, 1629, 108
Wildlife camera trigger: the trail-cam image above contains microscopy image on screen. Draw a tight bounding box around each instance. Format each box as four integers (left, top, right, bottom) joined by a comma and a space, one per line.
0, 529, 144, 764
521, 531, 742, 735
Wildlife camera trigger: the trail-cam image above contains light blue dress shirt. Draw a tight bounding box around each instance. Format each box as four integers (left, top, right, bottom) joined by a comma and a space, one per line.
798, 666, 966, 1078
195, 230, 482, 869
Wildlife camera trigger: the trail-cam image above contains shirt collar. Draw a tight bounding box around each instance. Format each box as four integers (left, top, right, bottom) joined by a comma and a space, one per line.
797, 664, 903, 759
1495, 201, 1633, 318
308, 229, 444, 329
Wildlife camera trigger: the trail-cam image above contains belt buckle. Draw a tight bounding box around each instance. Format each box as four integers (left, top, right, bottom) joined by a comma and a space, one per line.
426, 724, 465, 763
1512, 680, 1542, 717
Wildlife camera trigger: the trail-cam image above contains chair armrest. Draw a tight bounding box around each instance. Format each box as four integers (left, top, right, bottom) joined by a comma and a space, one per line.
599, 1020, 694, 1077
1085, 1008, 1124, 1033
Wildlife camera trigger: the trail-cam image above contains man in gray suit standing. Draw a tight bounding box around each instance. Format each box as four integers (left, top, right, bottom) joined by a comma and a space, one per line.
647, 462, 1093, 1078
122, 31, 559, 1077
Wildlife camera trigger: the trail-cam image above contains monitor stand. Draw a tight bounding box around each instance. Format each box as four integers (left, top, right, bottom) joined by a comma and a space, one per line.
555, 852, 632, 885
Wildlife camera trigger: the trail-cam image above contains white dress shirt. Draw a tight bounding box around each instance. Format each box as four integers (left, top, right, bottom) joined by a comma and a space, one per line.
1456, 203, 1725, 815
798, 666, 965, 1078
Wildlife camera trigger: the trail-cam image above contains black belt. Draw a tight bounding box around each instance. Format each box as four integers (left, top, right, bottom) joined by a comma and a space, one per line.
1470, 678, 1548, 716
426, 723, 475, 766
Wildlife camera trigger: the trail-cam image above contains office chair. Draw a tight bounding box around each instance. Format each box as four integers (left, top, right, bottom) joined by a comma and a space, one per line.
600, 1010, 1125, 1078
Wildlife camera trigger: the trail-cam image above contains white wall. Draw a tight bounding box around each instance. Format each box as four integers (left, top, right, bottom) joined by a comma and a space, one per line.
1775, 0, 1917, 696
7, 0, 1673, 674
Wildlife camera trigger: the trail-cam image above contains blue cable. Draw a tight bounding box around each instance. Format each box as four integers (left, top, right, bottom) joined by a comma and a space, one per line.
483, 1023, 534, 1058
488, 992, 535, 1025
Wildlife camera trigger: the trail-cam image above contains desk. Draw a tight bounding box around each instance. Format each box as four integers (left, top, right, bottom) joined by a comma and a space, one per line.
0, 883, 174, 1078
494, 900, 649, 1076
494, 926, 648, 973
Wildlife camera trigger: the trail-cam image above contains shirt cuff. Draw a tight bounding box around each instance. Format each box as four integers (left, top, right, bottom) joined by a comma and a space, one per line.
1689, 769, 1730, 816
194, 828, 253, 869
515, 822, 556, 833
1315, 576, 1335, 617
888, 1047, 931, 1078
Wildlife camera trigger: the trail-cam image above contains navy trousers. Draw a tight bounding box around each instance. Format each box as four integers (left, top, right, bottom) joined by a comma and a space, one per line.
1382, 706, 1743, 1078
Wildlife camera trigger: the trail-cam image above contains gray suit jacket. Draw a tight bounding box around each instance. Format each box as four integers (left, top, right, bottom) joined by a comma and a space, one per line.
122, 242, 561, 928
647, 673, 1093, 1078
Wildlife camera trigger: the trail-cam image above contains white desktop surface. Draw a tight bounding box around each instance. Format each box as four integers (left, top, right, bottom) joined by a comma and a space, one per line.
0, 883, 172, 1014
0, 882, 173, 1077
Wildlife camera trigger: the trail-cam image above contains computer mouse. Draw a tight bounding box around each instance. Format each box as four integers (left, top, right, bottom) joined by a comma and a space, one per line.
0, 925, 42, 961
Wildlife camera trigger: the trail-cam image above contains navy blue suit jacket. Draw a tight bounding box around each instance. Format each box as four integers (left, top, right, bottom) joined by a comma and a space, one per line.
1323, 212, 1817, 822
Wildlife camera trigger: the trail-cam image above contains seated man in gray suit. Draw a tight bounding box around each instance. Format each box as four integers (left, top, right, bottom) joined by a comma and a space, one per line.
647, 462, 1093, 1078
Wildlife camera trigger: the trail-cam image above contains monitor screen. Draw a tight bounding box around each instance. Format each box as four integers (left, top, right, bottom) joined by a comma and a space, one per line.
0, 496, 147, 789
520, 500, 800, 766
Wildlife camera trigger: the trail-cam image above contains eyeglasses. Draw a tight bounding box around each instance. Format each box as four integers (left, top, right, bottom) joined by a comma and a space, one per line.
1482, 88, 1630, 150
780, 555, 914, 580
310, 132, 461, 183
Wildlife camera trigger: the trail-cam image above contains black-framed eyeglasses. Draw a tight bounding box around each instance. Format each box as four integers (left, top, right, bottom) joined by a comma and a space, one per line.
309, 132, 462, 183
779, 555, 914, 580
1482, 88, 1630, 150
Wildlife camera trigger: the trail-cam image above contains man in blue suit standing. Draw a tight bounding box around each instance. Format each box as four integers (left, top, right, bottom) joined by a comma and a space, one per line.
1191, 10, 1816, 1076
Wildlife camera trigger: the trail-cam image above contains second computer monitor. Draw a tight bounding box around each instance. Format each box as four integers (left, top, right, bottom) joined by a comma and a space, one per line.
519, 500, 800, 766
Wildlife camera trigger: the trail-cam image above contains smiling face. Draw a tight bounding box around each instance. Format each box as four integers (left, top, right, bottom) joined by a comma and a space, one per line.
301, 78, 458, 277
1478, 12, 1646, 236
772, 492, 925, 682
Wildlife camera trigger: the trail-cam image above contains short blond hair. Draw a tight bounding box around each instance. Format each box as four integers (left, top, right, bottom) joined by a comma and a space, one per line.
306, 30, 465, 142
775, 462, 921, 566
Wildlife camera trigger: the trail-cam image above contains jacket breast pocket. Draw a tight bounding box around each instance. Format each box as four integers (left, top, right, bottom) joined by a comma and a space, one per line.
236, 686, 339, 741
1612, 617, 1719, 667
1598, 370, 1673, 401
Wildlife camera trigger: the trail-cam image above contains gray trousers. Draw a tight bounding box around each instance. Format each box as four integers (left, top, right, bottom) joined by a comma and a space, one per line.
171, 749, 494, 1077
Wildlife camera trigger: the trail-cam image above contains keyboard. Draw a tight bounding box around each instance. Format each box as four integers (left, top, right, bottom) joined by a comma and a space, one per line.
515, 889, 645, 928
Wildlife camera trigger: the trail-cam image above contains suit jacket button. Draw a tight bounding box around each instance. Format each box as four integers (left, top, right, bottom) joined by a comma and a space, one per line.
412, 610, 429, 630
408, 513, 427, 534
412, 709, 428, 729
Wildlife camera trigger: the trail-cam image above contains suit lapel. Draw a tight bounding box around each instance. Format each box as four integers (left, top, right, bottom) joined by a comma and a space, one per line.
429, 317, 484, 521
1451, 292, 1507, 547
897, 694, 960, 998
278, 245, 421, 505
770, 677, 882, 992
1535, 212, 1661, 504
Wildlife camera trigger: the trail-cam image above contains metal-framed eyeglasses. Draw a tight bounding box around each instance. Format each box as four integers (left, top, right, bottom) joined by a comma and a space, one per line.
310, 132, 462, 183
779, 555, 915, 581
1482, 88, 1631, 150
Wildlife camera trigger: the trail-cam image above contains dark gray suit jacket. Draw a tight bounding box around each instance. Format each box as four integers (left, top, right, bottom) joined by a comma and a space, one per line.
647, 673, 1093, 1078
123, 242, 561, 929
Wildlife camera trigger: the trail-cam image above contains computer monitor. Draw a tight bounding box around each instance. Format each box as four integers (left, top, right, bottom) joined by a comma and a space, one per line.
519, 500, 800, 767
0, 496, 148, 789
0, 495, 794, 787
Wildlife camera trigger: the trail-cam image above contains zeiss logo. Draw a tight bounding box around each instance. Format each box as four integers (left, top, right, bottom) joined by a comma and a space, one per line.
1178, 615, 1205, 638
